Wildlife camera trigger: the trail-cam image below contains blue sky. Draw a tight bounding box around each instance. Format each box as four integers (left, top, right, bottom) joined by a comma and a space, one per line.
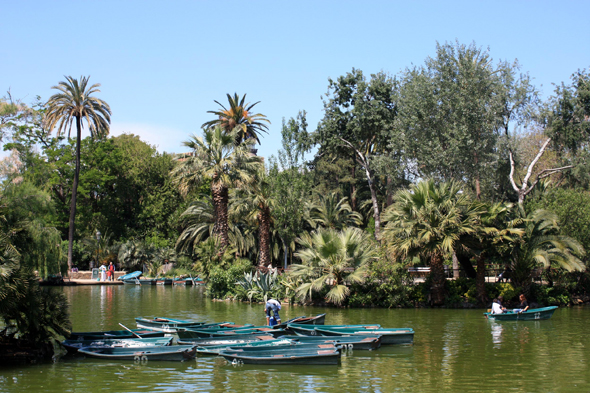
2, 1, 589, 159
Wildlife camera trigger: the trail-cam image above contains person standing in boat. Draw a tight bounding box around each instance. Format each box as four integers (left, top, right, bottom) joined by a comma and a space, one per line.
265, 298, 281, 326
513, 294, 529, 313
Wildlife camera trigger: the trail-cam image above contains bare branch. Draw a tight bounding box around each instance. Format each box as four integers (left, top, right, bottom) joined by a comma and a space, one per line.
508, 149, 519, 193
522, 138, 552, 186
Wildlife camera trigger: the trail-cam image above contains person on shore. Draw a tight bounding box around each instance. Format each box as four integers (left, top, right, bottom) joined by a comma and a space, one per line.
491, 298, 505, 314
108, 262, 115, 281
99, 264, 107, 281
265, 298, 281, 326
513, 294, 529, 313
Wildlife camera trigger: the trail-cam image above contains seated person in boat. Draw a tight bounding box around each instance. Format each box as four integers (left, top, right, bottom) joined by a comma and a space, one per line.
265, 298, 281, 325
513, 294, 529, 313
491, 298, 506, 314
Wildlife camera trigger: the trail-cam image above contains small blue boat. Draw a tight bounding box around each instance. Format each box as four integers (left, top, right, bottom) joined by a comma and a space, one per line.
117, 271, 142, 281
484, 306, 558, 321
62, 337, 173, 353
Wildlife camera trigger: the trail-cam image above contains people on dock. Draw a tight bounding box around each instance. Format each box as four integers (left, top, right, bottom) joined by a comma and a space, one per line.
491, 298, 505, 314
513, 294, 529, 313
265, 298, 281, 325
107, 262, 115, 281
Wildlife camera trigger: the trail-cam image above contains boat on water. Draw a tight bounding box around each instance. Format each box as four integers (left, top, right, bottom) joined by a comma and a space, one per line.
218, 348, 341, 365
280, 335, 382, 350
78, 344, 197, 361
177, 333, 276, 346
310, 327, 414, 345
123, 278, 156, 285
155, 278, 173, 285
117, 271, 142, 281
184, 327, 287, 338
484, 306, 558, 321
69, 329, 166, 341
286, 323, 380, 336
61, 337, 173, 353
135, 317, 206, 332
195, 338, 295, 355
273, 313, 326, 328
199, 342, 338, 356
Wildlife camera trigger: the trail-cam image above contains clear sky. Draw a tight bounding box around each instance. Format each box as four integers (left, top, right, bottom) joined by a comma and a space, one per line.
2, 1, 589, 159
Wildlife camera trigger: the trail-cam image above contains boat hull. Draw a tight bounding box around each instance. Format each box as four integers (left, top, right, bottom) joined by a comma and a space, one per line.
219, 349, 341, 365
484, 306, 558, 321
313, 327, 414, 345
135, 317, 205, 333
69, 329, 166, 341
78, 345, 197, 361
61, 337, 173, 353
177, 334, 276, 346
283, 335, 382, 350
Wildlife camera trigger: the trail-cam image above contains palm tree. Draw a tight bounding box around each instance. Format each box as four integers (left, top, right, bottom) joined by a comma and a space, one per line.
45, 76, 111, 271
382, 180, 483, 306
172, 127, 262, 254
290, 227, 377, 305
231, 167, 277, 267
509, 208, 585, 295
307, 192, 363, 230
202, 93, 270, 145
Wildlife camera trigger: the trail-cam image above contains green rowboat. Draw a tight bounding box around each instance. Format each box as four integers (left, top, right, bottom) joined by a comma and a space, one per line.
484, 306, 558, 321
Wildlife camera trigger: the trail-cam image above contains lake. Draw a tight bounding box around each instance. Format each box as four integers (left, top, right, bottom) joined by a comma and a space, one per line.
1, 285, 588, 392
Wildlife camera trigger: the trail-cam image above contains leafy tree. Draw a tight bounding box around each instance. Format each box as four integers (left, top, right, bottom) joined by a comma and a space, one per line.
202, 93, 270, 145
316, 69, 398, 239
509, 208, 585, 295
397, 41, 508, 199
45, 76, 111, 271
307, 192, 362, 230
291, 227, 377, 305
382, 180, 483, 306
172, 127, 262, 254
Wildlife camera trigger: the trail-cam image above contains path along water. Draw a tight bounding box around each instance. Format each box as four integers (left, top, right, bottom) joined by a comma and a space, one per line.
1, 285, 589, 392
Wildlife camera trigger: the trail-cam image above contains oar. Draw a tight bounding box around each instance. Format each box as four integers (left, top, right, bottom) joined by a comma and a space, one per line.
119, 323, 143, 339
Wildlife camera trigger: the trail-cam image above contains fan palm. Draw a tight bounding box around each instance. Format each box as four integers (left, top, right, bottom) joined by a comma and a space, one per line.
382, 180, 483, 306
45, 76, 111, 271
307, 192, 363, 230
202, 93, 270, 145
172, 127, 262, 253
290, 227, 377, 305
509, 208, 585, 294
231, 168, 277, 267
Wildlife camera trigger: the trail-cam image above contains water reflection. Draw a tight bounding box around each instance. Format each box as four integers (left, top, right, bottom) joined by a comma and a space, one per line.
490, 321, 503, 347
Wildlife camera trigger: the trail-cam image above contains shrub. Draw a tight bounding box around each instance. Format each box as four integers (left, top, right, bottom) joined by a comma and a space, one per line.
206, 258, 254, 299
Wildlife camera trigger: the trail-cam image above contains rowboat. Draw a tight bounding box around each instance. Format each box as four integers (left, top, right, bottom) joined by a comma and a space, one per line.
218, 348, 341, 365
184, 327, 287, 338
117, 271, 142, 281
69, 329, 166, 341
177, 334, 277, 346
287, 323, 380, 336
78, 345, 197, 361
135, 317, 206, 332
312, 327, 414, 345
155, 278, 173, 285
199, 342, 338, 355
195, 338, 295, 355
61, 337, 173, 353
123, 278, 155, 285
281, 335, 382, 350
484, 306, 558, 321
274, 313, 326, 328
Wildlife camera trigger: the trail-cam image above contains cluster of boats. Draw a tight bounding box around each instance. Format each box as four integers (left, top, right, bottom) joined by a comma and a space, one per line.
118, 271, 204, 286
62, 313, 415, 365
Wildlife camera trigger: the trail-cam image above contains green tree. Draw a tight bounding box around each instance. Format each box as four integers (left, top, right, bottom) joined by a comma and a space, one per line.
382, 180, 483, 306
509, 208, 585, 295
307, 192, 362, 230
202, 93, 270, 145
172, 127, 262, 254
45, 76, 111, 271
291, 227, 377, 305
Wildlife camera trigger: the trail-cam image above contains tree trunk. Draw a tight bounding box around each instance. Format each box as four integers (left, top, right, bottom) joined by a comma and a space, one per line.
430, 252, 446, 306
457, 253, 477, 278
363, 166, 381, 241
350, 155, 357, 211
211, 183, 229, 255
476, 254, 487, 305
67, 117, 82, 272
452, 251, 460, 279
258, 205, 271, 268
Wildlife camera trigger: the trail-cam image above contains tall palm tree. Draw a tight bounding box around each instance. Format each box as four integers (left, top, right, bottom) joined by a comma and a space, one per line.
509, 208, 585, 295
172, 127, 262, 254
231, 167, 277, 267
307, 192, 363, 230
291, 227, 377, 305
382, 180, 483, 306
202, 93, 270, 145
45, 76, 111, 271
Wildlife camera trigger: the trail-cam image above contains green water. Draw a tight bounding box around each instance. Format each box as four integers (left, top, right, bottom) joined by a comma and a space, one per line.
1, 285, 589, 392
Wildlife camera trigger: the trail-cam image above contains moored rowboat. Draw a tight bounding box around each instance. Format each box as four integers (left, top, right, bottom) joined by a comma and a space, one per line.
280, 334, 382, 350
312, 327, 414, 345
61, 337, 173, 353
69, 329, 166, 341
78, 345, 197, 361
135, 317, 206, 332
218, 348, 341, 365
